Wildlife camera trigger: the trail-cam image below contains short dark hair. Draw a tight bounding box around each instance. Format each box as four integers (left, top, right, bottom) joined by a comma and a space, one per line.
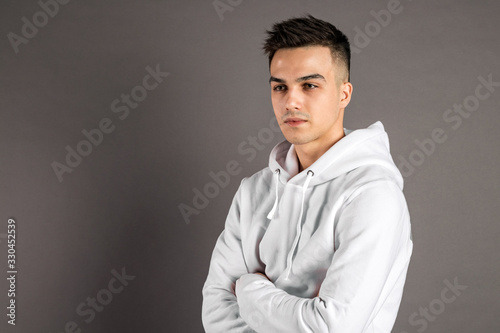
262, 14, 351, 82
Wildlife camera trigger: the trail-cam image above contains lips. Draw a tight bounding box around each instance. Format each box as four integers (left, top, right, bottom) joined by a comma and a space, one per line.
284, 118, 307, 127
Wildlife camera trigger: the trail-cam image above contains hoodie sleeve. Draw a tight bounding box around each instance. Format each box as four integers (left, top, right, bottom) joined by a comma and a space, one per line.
234, 180, 413, 333
201, 179, 257, 333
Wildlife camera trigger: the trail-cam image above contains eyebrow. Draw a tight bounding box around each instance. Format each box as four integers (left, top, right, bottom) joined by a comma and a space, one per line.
269, 73, 326, 84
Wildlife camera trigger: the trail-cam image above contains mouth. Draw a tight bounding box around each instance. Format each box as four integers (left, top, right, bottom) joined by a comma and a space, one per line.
284, 118, 307, 127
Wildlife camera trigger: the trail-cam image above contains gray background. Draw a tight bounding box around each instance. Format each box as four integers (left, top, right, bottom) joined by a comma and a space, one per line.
1, 0, 499, 332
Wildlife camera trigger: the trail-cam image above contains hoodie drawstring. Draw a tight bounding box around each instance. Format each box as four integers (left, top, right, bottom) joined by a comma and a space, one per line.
285, 170, 314, 280
266, 169, 281, 220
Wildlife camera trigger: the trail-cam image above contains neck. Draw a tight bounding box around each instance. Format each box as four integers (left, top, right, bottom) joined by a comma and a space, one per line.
296, 128, 345, 172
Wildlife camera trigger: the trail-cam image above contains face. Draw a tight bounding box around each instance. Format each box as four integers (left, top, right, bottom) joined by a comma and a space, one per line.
269, 45, 352, 149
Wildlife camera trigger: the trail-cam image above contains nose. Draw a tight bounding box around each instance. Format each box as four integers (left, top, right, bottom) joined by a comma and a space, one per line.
284, 86, 303, 111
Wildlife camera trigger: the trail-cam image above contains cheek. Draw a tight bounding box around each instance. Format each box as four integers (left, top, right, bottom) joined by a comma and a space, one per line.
271, 96, 284, 114
270, 95, 278, 106
311, 94, 333, 109
311, 95, 340, 123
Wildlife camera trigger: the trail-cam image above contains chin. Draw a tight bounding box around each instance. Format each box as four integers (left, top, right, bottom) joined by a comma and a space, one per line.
284, 135, 314, 146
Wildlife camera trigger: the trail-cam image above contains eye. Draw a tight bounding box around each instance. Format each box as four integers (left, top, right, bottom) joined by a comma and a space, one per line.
272, 85, 287, 92
303, 83, 317, 89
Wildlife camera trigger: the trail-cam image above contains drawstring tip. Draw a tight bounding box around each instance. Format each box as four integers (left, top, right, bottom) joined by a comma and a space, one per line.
267, 168, 281, 220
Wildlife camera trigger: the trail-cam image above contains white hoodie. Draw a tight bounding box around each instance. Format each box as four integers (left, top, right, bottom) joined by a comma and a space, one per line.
202, 121, 413, 333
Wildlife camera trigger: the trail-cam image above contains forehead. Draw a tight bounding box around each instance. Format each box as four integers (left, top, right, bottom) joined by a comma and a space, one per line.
270, 45, 335, 79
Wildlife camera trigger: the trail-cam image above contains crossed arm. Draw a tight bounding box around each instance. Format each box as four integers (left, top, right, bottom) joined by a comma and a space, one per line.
201, 181, 412, 333
234, 272, 319, 296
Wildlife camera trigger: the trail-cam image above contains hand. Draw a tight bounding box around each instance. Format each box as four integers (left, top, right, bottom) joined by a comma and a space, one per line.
234, 272, 270, 297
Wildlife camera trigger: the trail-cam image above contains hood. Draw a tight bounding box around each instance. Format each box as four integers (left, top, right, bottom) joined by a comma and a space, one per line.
268, 121, 403, 189
265, 121, 404, 280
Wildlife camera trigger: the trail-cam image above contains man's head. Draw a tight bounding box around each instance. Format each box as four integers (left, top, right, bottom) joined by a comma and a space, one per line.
263, 15, 353, 152
263, 14, 351, 84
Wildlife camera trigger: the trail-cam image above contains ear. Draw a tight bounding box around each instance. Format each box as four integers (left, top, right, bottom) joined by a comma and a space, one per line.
339, 82, 353, 108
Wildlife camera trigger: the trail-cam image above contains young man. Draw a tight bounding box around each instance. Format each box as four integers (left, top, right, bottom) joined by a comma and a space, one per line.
202, 15, 413, 333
